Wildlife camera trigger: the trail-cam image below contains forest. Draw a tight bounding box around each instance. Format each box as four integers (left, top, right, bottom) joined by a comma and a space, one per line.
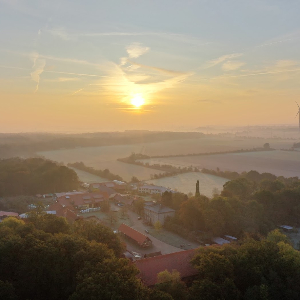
162, 170, 300, 240
0, 158, 79, 196
1, 216, 300, 300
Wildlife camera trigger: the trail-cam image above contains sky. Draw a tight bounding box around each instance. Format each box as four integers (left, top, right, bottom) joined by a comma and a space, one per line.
1, 0, 300, 132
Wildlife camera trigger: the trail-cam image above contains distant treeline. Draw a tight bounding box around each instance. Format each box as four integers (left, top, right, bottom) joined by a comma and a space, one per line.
0, 158, 79, 197
0, 131, 204, 158
293, 142, 300, 148
149, 146, 274, 159
118, 153, 199, 179
68, 162, 123, 181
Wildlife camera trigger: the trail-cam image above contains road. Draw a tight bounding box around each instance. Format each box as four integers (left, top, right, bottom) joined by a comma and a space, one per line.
124, 210, 183, 255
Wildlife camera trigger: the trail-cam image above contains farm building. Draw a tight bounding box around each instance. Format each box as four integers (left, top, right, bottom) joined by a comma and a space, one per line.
56, 192, 107, 210
134, 249, 198, 286
118, 223, 152, 247
144, 204, 175, 225
48, 202, 78, 222
0, 211, 19, 221
138, 184, 173, 195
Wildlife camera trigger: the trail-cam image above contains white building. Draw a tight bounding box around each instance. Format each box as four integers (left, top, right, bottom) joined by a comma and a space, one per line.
144, 204, 175, 225
138, 184, 173, 195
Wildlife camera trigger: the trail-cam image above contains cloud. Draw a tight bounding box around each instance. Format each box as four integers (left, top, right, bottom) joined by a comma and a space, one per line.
98, 62, 192, 105
222, 61, 245, 71
47, 29, 209, 47
127, 60, 187, 76
47, 28, 75, 41
30, 52, 46, 92
126, 42, 149, 58
46, 77, 80, 82
205, 53, 243, 69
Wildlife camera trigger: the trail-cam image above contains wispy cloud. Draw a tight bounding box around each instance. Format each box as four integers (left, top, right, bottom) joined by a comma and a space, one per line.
30, 52, 46, 92
222, 61, 245, 71
127, 60, 187, 76
47, 28, 75, 41
46, 77, 80, 82
46, 28, 209, 47
205, 53, 243, 69
126, 42, 149, 58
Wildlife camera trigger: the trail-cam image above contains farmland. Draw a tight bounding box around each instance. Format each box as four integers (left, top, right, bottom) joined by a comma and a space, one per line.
69, 167, 107, 183
38, 137, 297, 182
146, 172, 228, 197
141, 150, 300, 178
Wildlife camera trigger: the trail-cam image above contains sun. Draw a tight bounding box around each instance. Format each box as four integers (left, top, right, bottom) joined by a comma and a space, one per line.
131, 94, 145, 108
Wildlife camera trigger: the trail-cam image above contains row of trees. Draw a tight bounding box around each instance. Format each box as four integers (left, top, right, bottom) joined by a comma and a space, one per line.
118, 153, 198, 179
0, 158, 79, 197
68, 162, 123, 181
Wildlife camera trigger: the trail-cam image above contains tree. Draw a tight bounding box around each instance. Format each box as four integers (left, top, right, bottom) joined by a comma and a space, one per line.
161, 191, 173, 207
155, 270, 188, 300
131, 176, 140, 183
133, 199, 145, 216
72, 219, 123, 256
191, 236, 300, 300
0, 280, 17, 300
154, 220, 162, 232
195, 180, 200, 197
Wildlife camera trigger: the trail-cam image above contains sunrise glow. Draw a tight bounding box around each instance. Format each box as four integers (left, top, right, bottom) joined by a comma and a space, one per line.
130, 94, 145, 108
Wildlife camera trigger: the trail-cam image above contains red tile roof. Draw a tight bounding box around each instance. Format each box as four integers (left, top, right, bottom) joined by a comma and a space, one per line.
48, 202, 77, 222
56, 192, 106, 207
0, 211, 19, 217
118, 223, 151, 246
134, 249, 198, 286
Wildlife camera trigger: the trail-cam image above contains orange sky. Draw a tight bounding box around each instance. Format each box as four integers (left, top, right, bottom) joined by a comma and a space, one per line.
1, 0, 300, 132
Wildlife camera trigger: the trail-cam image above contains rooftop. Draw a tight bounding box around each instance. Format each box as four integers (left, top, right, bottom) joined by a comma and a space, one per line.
118, 223, 151, 246
0, 211, 19, 217
134, 249, 198, 286
144, 204, 175, 214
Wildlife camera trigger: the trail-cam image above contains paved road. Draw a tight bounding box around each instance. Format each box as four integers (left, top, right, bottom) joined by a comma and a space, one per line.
124, 210, 183, 255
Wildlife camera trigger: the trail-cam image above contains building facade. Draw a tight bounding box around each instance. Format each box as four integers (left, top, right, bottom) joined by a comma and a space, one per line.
144, 204, 175, 225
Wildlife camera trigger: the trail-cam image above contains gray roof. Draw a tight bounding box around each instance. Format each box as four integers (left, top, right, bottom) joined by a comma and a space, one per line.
144, 204, 175, 214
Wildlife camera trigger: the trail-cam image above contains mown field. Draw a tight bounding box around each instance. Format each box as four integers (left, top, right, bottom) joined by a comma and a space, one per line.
38, 137, 296, 181
146, 172, 228, 197
141, 150, 300, 178
69, 167, 108, 183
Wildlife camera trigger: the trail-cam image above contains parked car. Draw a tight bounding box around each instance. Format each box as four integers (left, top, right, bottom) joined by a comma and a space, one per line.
137, 216, 141, 220
145, 229, 149, 234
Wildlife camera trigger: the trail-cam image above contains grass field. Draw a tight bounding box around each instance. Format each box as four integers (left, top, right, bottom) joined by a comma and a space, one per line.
146, 172, 228, 197
141, 150, 300, 178
69, 167, 108, 183
38, 137, 295, 181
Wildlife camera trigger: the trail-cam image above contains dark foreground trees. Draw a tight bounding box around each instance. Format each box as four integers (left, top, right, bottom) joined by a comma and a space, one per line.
0, 217, 147, 300
0, 216, 300, 300
190, 231, 300, 300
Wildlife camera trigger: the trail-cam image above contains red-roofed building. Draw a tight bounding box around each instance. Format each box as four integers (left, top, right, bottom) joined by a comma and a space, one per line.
0, 211, 19, 220
118, 223, 152, 247
56, 192, 107, 210
134, 249, 198, 286
48, 202, 78, 222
